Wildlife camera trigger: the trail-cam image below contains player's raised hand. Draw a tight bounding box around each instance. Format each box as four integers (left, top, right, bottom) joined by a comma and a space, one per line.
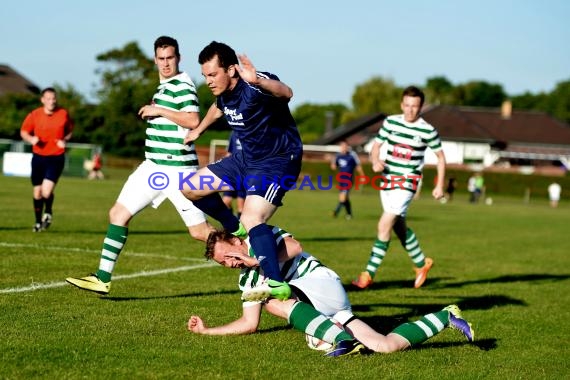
235, 54, 258, 84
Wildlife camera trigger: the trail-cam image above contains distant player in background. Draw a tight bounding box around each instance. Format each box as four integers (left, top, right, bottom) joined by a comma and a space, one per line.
330, 140, 365, 220
352, 86, 446, 290
87, 149, 105, 180
182, 41, 303, 302
20, 87, 74, 232
467, 173, 477, 203
188, 227, 474, 357
548, 182, 561, 208
221, 131, 246, 219
66, 36, 212, 295
444, 177, 457, 202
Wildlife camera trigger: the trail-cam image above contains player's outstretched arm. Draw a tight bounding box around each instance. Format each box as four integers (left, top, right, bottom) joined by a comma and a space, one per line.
187, 304, 262, 336
184, 103, 223, 144
138, 105, 199, 129
236, 54, 292, 99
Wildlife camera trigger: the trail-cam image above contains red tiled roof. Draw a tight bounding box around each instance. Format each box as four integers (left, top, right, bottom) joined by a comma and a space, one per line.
422, 105, 570, 146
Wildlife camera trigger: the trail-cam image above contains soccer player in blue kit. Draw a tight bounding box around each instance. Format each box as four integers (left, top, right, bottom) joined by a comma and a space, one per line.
330, 140, 365, 219
182, 41, 302, 301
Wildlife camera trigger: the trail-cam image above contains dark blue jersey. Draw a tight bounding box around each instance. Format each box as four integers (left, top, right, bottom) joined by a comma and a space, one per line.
227, 131, 242, 155
335, 151, 360, 176
217, 72, 302, 162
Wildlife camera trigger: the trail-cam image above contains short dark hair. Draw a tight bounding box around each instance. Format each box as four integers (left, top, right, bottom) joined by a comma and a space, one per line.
154, 36, 180, 58
204, 229, 237, 260
402, 86, 425, 107
41, 87, 56, 96
198, 41, 238, 69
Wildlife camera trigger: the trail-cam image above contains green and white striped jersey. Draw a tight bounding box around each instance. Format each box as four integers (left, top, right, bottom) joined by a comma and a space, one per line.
145, 72, 200, 169
375, 114, 442, 193
239, 226, 324, 302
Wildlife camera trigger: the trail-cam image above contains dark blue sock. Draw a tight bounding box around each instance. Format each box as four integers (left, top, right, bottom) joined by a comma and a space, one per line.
345, 200, 352, 216
193, 193, 239, 232
334, 203, 343, 214
249, 224, 283, 281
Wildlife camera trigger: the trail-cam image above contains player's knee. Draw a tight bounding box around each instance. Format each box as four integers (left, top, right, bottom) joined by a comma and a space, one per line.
376, 340, 402, 353
264, 299, 296, 319
239, 215, 264, 230
40, 189, 52, 199
109, 204, 130, 225
374, 334, 409, 353
188, 224, 211, 242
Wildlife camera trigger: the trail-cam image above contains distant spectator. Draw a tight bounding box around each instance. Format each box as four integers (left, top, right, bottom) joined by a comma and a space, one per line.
474, 173, 485, 202
87, 151, 105, 180
468, 173, 484, 203
548, 182, 562, 208
467, 174, 477, 203
445, 177, 457, 202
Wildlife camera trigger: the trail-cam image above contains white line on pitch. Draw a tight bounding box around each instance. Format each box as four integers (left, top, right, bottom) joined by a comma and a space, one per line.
0, 242, 205, 262
0, 262, 218, 294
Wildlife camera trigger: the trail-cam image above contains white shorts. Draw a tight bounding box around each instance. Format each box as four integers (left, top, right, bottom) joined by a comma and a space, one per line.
116, 160, 206, 227
380, 189, 414, 217
290, 266, 355, 325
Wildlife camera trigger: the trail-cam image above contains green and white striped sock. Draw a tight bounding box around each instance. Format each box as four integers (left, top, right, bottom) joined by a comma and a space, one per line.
366, 239, 390, 278
288, 302, 352, 344
404, 228, 425, 268
391, 310, 449, 346
96, 224, 128, 282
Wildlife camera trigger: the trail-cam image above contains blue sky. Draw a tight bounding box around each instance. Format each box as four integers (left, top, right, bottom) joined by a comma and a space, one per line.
2, 0, 568, 108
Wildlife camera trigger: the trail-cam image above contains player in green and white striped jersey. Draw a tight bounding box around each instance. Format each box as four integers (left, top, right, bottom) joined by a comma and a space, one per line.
66, 36, 212, 295
353, 86, 446, 290
187, 227, 474, 356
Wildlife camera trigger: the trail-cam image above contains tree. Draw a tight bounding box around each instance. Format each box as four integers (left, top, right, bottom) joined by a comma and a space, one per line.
93, 41, 156, 156
452, 80, 506, 107
292, 103, 348, 143
425, 76, 454, 105
511, 91, 549, 114
345, 76, 401, 123
0, 92, 37, 139
53, 84, 101, 144
544, 80, 570, 124
511, 79, 570, 124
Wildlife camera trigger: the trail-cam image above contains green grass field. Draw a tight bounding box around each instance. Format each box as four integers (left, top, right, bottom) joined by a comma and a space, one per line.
1, 170, 568, 379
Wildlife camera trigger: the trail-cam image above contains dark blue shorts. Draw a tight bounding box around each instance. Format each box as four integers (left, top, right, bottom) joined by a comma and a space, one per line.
209, 152, 302, 207
31, 154, 65, 186
223, 188, 247, 199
